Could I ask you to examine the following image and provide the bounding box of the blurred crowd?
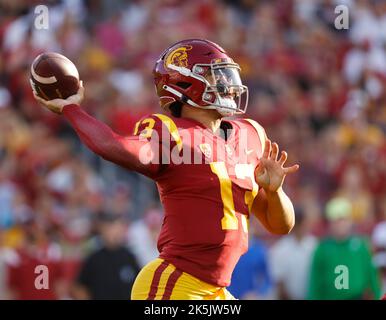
[0,0,385,299]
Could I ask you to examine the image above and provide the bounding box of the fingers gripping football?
[33,81,85,114]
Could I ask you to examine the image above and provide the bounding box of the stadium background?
[0,0,385,299]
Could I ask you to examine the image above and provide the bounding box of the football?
[30,52,80,100]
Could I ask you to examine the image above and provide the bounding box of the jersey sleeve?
[244,119,267,153]
[133,113,183,169]
[239,118,268,158]
[62,104,162,179]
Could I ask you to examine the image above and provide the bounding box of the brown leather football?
[30,52,80,100]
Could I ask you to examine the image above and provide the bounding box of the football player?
[34,39,299,300]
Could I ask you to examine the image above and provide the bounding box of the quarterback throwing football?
[34,39,299,300]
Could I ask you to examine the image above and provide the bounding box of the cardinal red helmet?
[153,39,248,116]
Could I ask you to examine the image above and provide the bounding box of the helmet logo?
[165,45,192,69]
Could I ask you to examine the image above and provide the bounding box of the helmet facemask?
[193,59,249,116]
[163,58,248,117]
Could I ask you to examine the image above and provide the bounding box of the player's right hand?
[33,81,84,114]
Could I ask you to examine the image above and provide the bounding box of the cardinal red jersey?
[133,114,266,287]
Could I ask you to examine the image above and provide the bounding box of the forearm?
[252,187,295,234]
[63,104,113,157]
[266,188,295,233]
[62,104,159,176]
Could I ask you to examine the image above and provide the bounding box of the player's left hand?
[255,140,299,192]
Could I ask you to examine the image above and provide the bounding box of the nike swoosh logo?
[245,149,254,155]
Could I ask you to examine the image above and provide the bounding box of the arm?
[62,104,160,177]
[252,139,298,234]
[252,188,295,235]
[33,84,160,178]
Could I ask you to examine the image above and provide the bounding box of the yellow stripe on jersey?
[244,119,267,154]
[153,114,183,152]
[210,162,238,230]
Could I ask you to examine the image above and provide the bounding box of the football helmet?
[153,39,248,116]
